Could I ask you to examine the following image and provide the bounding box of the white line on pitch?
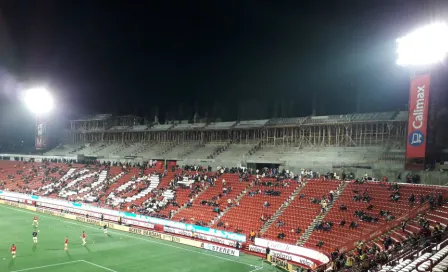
[81,260,118,272]
[10,260,82,272]
[248,267,263,272]
[1,205,263,270]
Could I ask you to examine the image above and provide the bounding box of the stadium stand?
[6,110,448,271]
[0,159,447,271]
[212,176,298,238]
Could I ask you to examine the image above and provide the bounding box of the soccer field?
[0,205,281,272]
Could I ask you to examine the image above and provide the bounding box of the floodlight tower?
[396,22,448,170]
[24,87,54,151]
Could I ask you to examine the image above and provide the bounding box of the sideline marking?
[81,260,118,272]
[249,267,263,272]
[10,260,117,272]
[1,205,263,271]
[10,260,82,272]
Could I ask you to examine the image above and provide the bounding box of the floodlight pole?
[35,113,40,151]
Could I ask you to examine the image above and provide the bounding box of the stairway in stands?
[208,182,252,226]
[172,173,248,224]
[260,182,308,234]
[297,181,348,245]
[210,177,297,237]
[262,179,341,245]
[302,182,440,253]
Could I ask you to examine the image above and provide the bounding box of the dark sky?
[1,0,448,122]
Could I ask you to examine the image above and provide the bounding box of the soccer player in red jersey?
[33,216,38,227]
[81,231,87,246]
[11,244,16,258]
[64,237,69,251]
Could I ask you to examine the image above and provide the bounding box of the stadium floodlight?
[396,22,448,67]
[24,87,54,115]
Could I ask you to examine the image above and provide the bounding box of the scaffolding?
[68,113,407,149]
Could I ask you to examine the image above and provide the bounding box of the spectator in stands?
[391,191,400,202]
[322,221,332,231]
[349,221,358,229]
[277,232,285,240]
[345,254,354,268]
[339,203,347,211]
[434,222,442,232]
[438,193,443,206]
[401,221,407,232]
[250,230,255,242]
[386,214,395,222]
[340,219,346,227]
[320,199,327,212]
[383,236,393,250]
[276,220,285,227]
[408,193,415,205]
[263,201,270,208]
[419,195,425,204]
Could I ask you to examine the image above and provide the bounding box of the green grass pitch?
[0,204,282,272]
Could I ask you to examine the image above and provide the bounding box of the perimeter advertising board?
[254,238,329,264]
[406,74,430,170]
[0,191,245,242]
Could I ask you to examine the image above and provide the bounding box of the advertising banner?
[249,245,315,268]
[195,233,237,247]
[164,226,193,237]
[203,243,240,257]
[164,226,238,247]
[406,74,430,162]
[254,238,329,264]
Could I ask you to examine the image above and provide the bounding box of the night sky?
[1,0,448,124]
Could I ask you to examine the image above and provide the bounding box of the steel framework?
[69,114,407,149]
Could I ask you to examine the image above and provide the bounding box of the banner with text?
[254,238,329,264]
[249,245,315,268]
[203,243,240,257]
[406,74,430,164]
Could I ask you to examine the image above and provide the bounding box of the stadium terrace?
[0,154,447,271]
